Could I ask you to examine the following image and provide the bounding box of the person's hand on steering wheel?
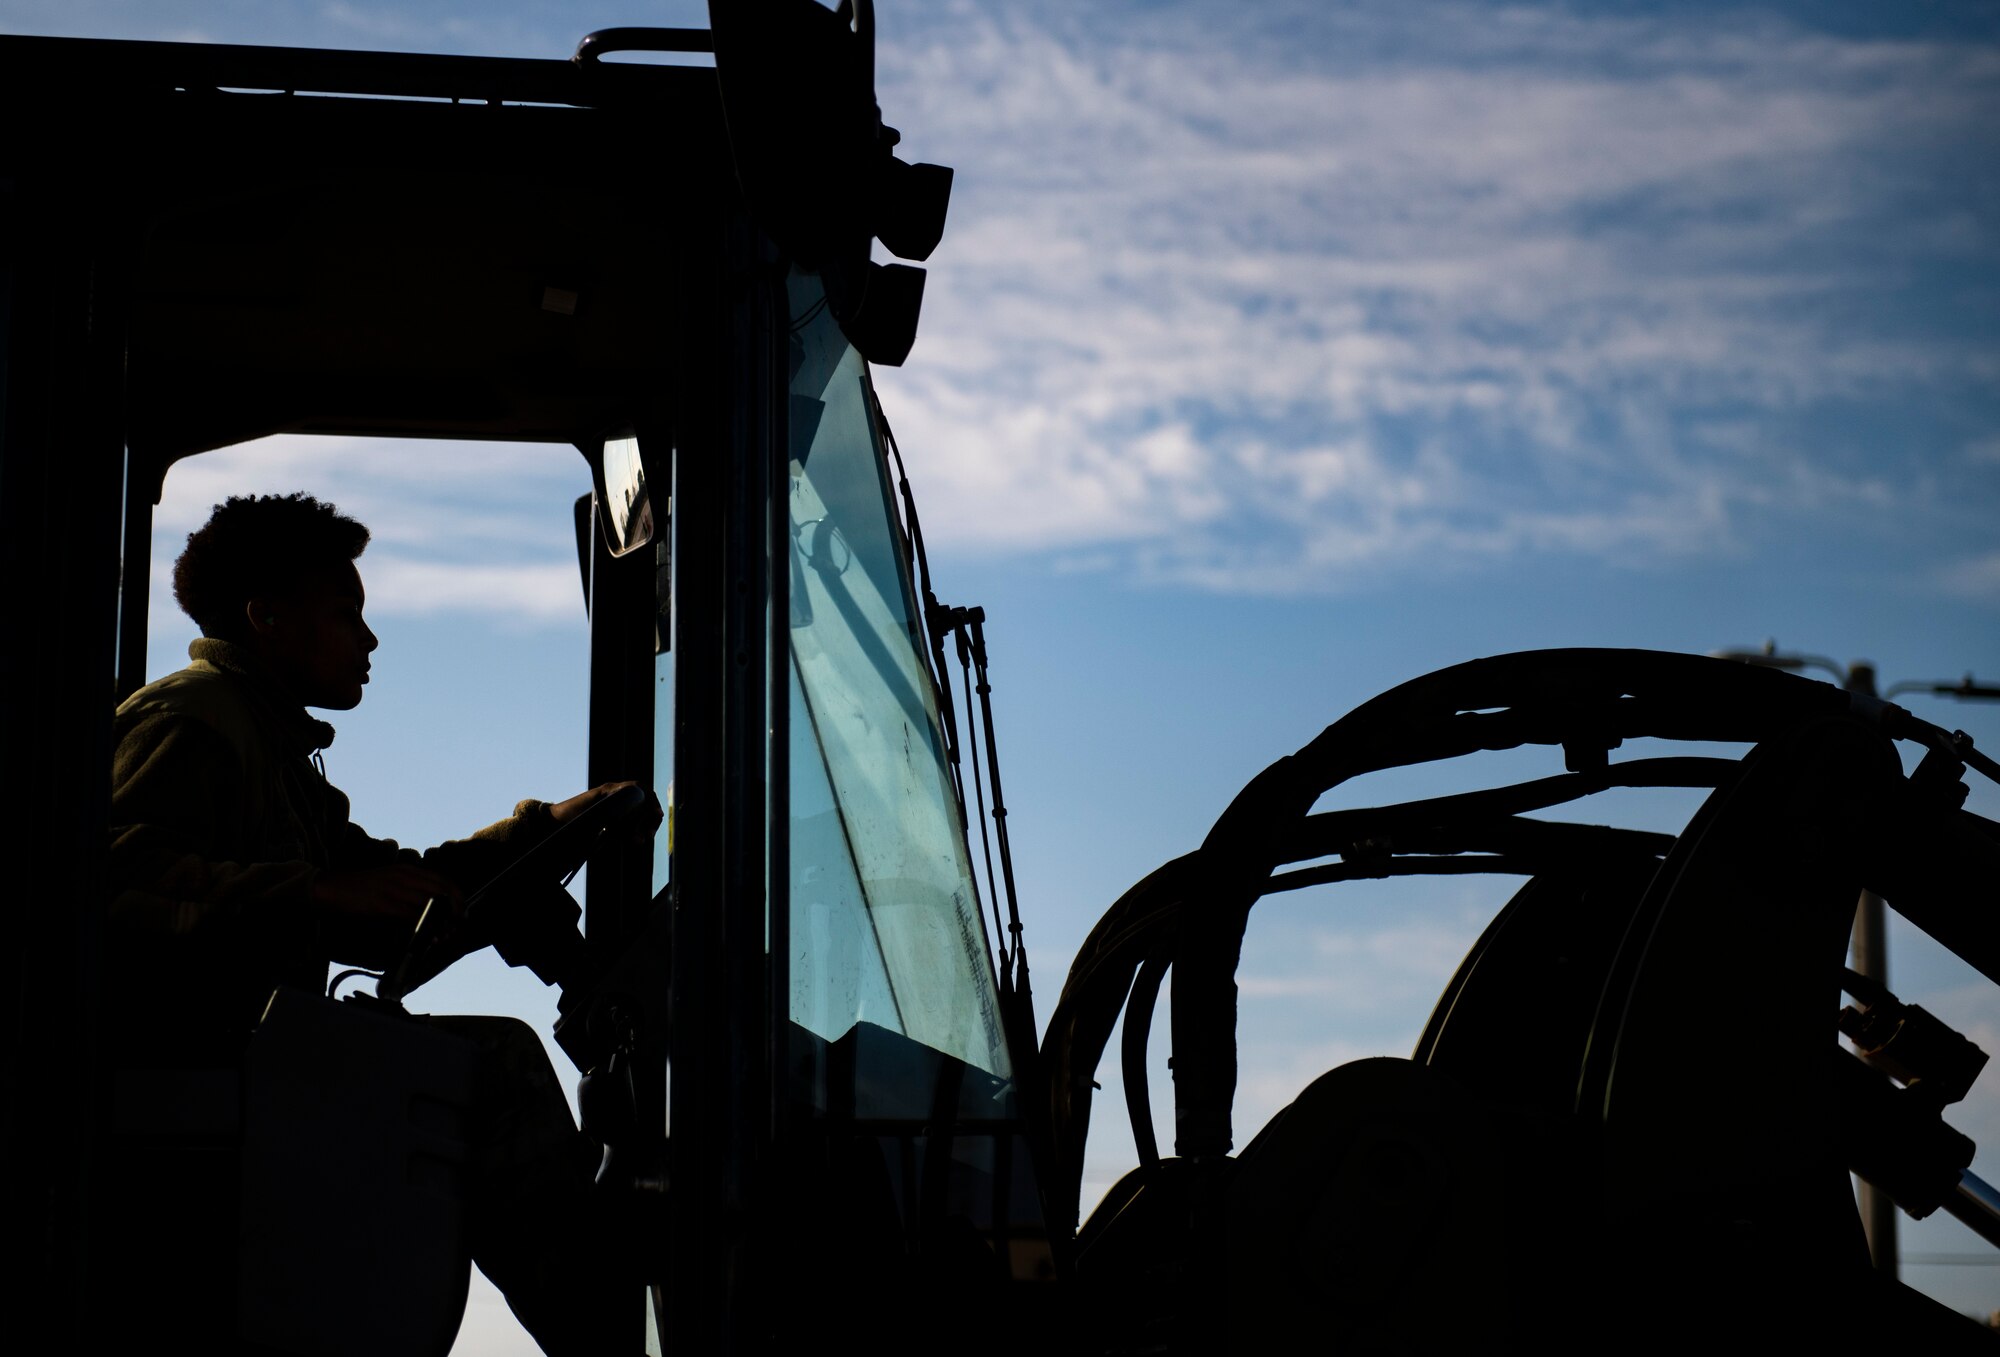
[375,781,661,1004]
[548,780,663,839]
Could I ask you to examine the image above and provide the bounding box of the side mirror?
[586,430,665,558]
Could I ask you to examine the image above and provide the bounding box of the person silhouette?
[107,491,647,1355]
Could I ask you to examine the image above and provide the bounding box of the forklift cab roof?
[10,11,943,478]
[5,31,728,475]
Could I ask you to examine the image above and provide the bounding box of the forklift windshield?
[784,269,1011,1085]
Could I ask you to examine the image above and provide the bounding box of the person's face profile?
[254,560,378,710]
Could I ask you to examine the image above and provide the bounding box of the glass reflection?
[599,435,653,557]
[784,269,1009,1084]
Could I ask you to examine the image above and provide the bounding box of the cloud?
[317,2,477,44]
[150,434,591,629]
[360,557,582,620]
[1232,1036,1393,1143]
[45,1,1998,608]
[1940,551,2000,602]
[1239,915,1479,1009]
[871,1,2000,590]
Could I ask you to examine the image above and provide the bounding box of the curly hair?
[172,493,371,639]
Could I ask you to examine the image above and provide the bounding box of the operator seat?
[103,987,479,1357]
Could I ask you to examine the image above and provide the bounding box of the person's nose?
[362,620,379,654]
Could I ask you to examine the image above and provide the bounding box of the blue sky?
[14,0,1999,1338]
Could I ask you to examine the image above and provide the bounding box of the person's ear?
[245,598,281,638]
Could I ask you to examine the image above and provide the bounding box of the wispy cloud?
[1239,915,1480,1011]
[39,0,2000,611]
[356,558,581,619]
[150,434,590,633]
[874,1,2000,590]
[317,2,478,44]
[1940,550,2000,603]
[1231,1036,1395,1143]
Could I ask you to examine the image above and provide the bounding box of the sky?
[13,0,2000,1343]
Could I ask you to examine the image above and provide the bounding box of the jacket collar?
[188,637,339,755]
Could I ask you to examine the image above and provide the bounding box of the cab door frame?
[0,117,134,1339]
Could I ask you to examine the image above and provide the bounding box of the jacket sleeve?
[398,799,561,889]
[322,798,562,968]
[353,801,565,990]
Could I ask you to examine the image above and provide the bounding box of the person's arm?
[354,783,656,991]
[400,781,658,895]
[109,710,455,971]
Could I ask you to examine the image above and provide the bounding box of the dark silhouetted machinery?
[1046,649,2000,1351]
[3,5,1996,1352]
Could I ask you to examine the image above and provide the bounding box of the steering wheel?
[376,785,655,1005]
[467,784,652,909]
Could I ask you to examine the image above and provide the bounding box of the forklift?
[3,5,1051,1352]
[4,4,1998,1352]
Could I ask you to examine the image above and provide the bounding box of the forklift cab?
[1,10,1050,1353]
